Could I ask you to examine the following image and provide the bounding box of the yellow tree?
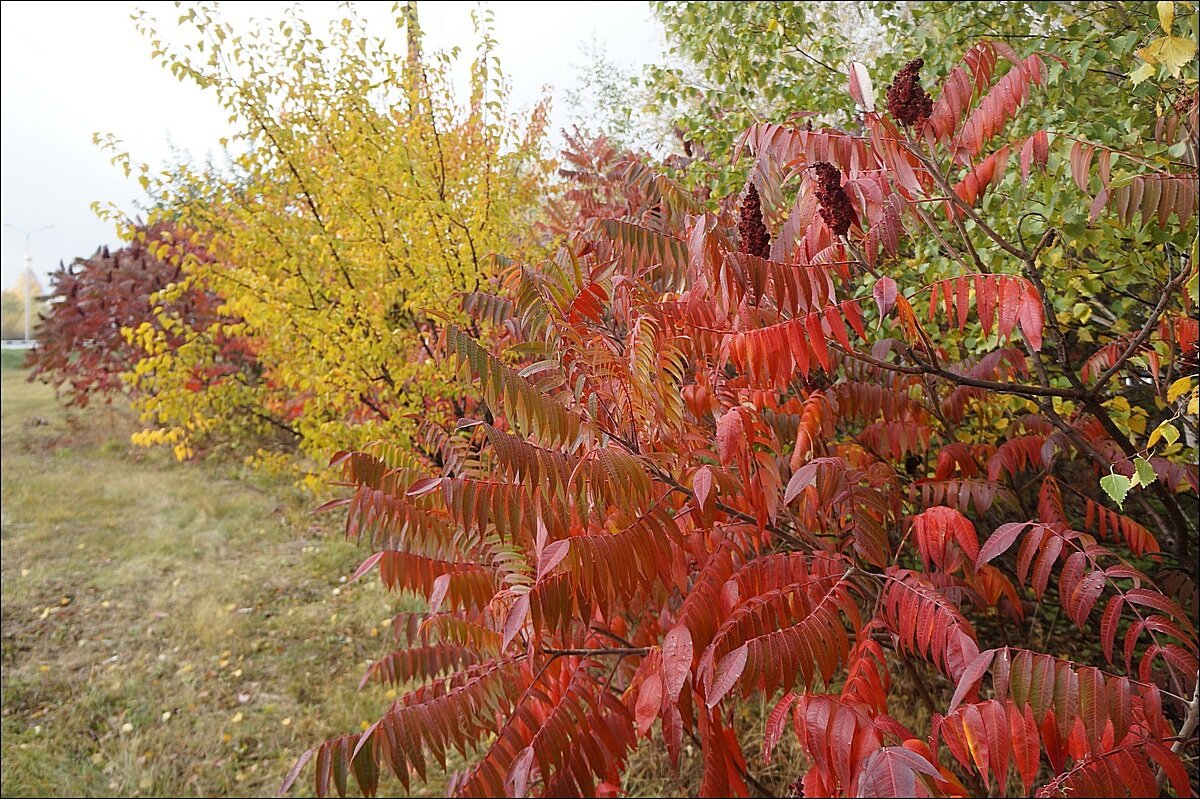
[106,2,551,472]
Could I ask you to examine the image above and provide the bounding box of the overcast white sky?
[0,1,664,289]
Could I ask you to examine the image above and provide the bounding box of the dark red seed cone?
[887,58,933,127]
[738,183,771,259]
[813,162,855,237]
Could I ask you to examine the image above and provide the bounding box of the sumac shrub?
[285,39,1199,798]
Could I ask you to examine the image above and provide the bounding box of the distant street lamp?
[4,222,54,343]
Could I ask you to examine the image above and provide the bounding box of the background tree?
[1,270,46,341]
[25,222,263,450]
[641,2,1196,193]
[108,2,552,470]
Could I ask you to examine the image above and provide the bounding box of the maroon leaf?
[873,276,899,318]
[706,644,748,707]
[502,592,530,651]
[976,522,1030,568]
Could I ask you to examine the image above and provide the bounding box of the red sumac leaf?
[428,573,451,615]
[716,409,744,467]
[873,276,899,318]
[949,648,996,713]
[508,746,536,797]
[349,551,384,583]
[784,460,819,504]
[763,692,797,764]
[706,644,748,708]
[976,522,1030,568]
[406,476,444,497]
[857,746,940,797]
[537,540,570,583]
[693,466,715,516]
[1146,742,1192,797]
[280,746,317,797]
[502,592,530,651]
[1068,571,1105,628]
[1009,702,1039,793]
[663,625,694,702]
[1018,285,1044,352]
[635,674,663,737]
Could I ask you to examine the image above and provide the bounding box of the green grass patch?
[0,348,30,372]
[0,365,435,797]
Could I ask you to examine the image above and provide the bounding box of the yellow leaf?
[1149,421,1181,448]
[1167,376,1195,403]
[1158,1,1175,33]
[1129,61,1157,85]
[1138,35,1198,78]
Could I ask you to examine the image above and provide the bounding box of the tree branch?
[1088,263,1190,394]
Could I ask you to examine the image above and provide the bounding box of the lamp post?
[4,223,53,343]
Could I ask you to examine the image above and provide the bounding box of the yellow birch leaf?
[1167,376,1195,403]
[1137,35,1198,78]
[1158,1,1175,33]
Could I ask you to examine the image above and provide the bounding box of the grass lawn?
[0,354,427,797]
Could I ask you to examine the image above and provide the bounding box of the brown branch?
[1088,264,1190,393]
[542,646,650,657]
[836,343,1088,400]
[909,147,1029,261]
[1172,675,1200,754]
[657,470,812,551]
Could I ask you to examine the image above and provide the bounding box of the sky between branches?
[0,1,665,289]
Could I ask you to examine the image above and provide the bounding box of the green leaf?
[1100,473,1132,509]
[1133,457,1157,488]
[1128,61,1157,85]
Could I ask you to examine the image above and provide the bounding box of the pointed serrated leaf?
[976,522,1029,568]
[1010,702,1039,793]
[663,625,693,702]
[873,276,899,318]
[848,61,875,112]
[349,551,384,583]
[706,644,748,708]
[1133,457,1156,488]
[949,649,996,713]
[508,745,536,797]
[635,674,663,736]
[1100,473,1131,508]
[763,692,797,764]
[406,476,443,497]
[693,466,714,514]
[857,746,940,797]
[279,747,317,797]
[784,460,819,504]
[427,573,450,615]
[502,592,530,651]
[537,539,569,583]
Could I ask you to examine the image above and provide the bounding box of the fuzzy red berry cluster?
[737,183,772,258]
[813,162,855,237]
[886,58,933,127]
